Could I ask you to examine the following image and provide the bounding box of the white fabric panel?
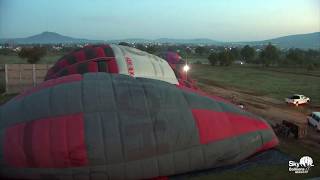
[110,45,178,85]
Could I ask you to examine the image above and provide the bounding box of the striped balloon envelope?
[0,45,278,179]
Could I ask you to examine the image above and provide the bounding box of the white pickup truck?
[285,94,310,106]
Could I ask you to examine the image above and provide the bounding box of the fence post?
[33,64,36,87]
[19,64,22,92]
[5,64,8,93]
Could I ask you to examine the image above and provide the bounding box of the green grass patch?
[190,65,320,105]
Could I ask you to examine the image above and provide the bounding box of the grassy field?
[188,57,209,64]
[190,64,320,105]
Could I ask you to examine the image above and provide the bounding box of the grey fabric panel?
[57,175,74,180]
[85,111,124,165]
[172,150,190,175]
[125,160,142,179]
[259,128,276,145]
[84,112,107,165]
[72,168,90,180]
[82,73,199,165]
[106,163,125,180]
[0,98,24,129]
[100,112,124,164]
[50,82,83,116]
[140,78,199,152]
[203,131,264,168]
[141,158,159,178]
[157,152,175,176]
[89,171,109,180]
[187,146,206,171]
[82,73,116,113]
[21,88,51,122]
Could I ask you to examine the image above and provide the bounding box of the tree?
[218,50,234,66]
[135,44,147,51]
[18,46,47,64]
[286,48,305,65]
[208,52,219,66]
[230,47,240,60]
[118,42,130,47]
[259,44,279,66]
[305,49,320,67]
[240,45,256,62]
[195,46,205,56]
[146,45,158,54]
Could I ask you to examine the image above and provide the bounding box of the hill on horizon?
[0,31,104,44]
[240,32,320,49]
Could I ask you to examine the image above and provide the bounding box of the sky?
[0,0,319,41]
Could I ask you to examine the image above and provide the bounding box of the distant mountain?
[107,38,223,45]
[1,31,319,49]
[239,32,320,49]
[105,33,320,49]
[0,31,104,44]
[155,38,223,45]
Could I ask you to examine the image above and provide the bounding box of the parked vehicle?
[307,112,320,131]
[285,94,310,106]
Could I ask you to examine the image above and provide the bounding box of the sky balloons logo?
[289,156,314,174]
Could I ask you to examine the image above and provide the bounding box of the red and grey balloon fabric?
[45,44,178,85]
[0,45,278,179]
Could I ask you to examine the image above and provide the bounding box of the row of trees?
[2,43,319,68]
[208,44,320,69]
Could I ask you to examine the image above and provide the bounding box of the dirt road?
[196,80,320,149]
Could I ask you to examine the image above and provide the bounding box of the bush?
[18,46,47,63]
[208,52,219,66]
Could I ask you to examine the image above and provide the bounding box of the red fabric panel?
[3,113,88,168]
[108,58,119,73]
[46,69,53,78]
[66,114,88,166]
[66,65,77,74]
[50,115,70,167]
[95,47,105,58]
[4,123,28,167]
[74,51,86,63]
[87,62,98,72]
[31,119,52,167]
[125,56,135,76]
[15,74,82,100]
[192,109,270,144]
[57,59,69,68]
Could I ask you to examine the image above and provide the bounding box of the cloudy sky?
[0,0,319,41]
